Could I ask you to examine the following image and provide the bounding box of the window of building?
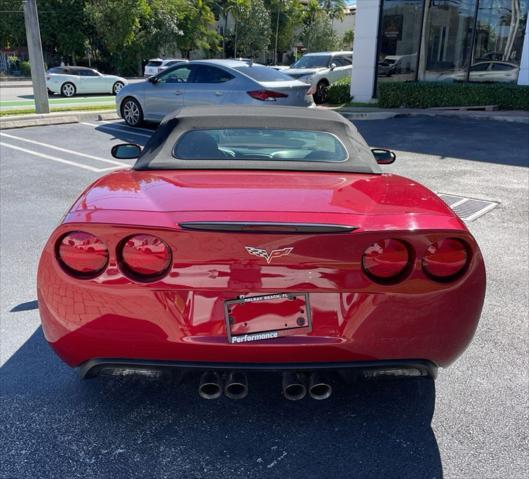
[422,0,478,81]
[471,0,527,83]
[377,0,424,85]
[375,0,528,89]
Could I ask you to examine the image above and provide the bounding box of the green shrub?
[378,81,529,110]
[19,61,31,76]
[326,78,351,104]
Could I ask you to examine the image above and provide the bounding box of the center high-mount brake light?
[422,238,469,281]
[362,239,410,283]
[57,231,108,278]
[247,90,288,101]
[119,234,172,280]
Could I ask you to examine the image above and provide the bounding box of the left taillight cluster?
[362,237,470,284]
[56,232,171,281]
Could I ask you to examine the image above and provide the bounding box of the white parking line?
[449,198,469,208]
[99,120,155,134]
[0,132,125,166]
[81,122,152,138]
[0,142,125,172]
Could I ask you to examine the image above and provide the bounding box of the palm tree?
[320,0,346,22]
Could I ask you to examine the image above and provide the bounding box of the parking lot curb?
[337,107,529,124]
[339,111,399,121]
[0,110,117,129]
[97,112,120,121]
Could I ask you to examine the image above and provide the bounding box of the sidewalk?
[336,106,529,124]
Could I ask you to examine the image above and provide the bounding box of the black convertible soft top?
[134,105,382,174]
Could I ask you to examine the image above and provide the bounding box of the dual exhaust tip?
[199,371,248,400]
[282,372,333,401]
[198,371,332,401]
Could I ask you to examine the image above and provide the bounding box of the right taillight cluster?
[247,90,288,101]
[56,232,172,282]
[421,238,469,281]
[362,237,469,284]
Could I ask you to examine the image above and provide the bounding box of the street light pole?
[23,0,49,114]
[274,0,281,65]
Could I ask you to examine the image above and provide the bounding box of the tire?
[313,80,329,104]
[61,82,76,97]
[121,97,144,127]
[112,81,124,95]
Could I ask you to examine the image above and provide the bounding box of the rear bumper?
[38,225,486,371]
[79,358,438,379]
[46,82,61,94]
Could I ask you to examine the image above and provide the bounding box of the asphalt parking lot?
[1,116,528,478]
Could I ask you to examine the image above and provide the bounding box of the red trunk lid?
[67,170,463,232]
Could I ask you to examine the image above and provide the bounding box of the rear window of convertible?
[172,128,348,162]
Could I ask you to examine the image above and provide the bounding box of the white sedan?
[283,51,353,103]
[46,66,127,97]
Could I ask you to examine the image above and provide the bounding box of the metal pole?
[23,0,49,113]
[466,0,481,83]
[274,1,281,64]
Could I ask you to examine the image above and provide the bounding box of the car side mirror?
[330,62,337,70]
[371,148,396,165]
[148,76,159,84]
[111,143,142,159]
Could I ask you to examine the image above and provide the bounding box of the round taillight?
[422,238,469,281]
[120,234,171,280]
[362,239,410,283]
[57,231,108,277]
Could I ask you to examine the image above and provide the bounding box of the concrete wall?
[333,11,356,40]
[350,0,381,102]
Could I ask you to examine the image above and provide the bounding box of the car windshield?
[172,128,347,162]
[291,55,331,69]
[234,66,293,82]
[147,60,163,67]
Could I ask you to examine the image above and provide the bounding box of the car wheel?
[313,80,329,104]
[121,97,144,127]
[113,81,124,95]
[61,82,76,97]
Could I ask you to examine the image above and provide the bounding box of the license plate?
[224,293,312,344]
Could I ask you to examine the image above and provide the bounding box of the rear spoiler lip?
[178,222,359,234]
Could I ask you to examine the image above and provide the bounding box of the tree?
[212,0,250,56]
[0,0,26,50]
[302,1,338,52]
[38,0,89,65]
[176,0,220,59]
[230,0,271,58]
[85,0,207,73]
[266,0,304,64]
[319,0,346,22]
[142,0,187,58]
[85,0,152,74]
[342,28,354,50]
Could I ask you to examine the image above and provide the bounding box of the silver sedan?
[116,60,314,127]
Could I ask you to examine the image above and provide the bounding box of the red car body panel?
[37,169,486,371]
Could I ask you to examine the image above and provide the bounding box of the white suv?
[284,51,353,103]
[144,58,187,77]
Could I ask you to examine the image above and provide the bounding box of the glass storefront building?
[350,0,529,100]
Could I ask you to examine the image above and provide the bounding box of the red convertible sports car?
[37,106,486,400]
